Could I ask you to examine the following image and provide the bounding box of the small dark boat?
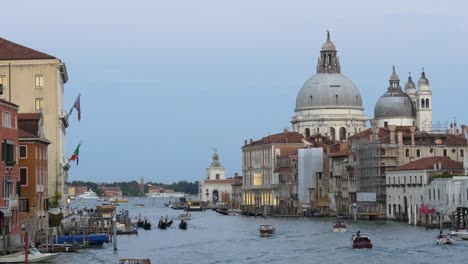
[352,234,372,249]
[142,222,151,230]
[137,220,144,228]
[158,221,167,230]
[166,220,173,227]
[215,208,229,215]
[259,225,275,237]
[117,229,138,235]
[179,221,188,230]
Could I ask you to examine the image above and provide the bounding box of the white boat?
[149,192,186,198]
[435,235,456,245]
[0,247,59,263]
[454,230,468,240]
[178,212,191,221]
[78,189,99,199]
[332,222,347,232]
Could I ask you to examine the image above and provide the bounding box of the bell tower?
[416,69,432,132]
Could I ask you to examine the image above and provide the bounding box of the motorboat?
[351,234,372,249]
[109,197,128,203]
[78,189,99,199]
[178,212,191,221]
[332,222,347,232]
[38,243,76,253]
[119,258,151,264]
[259,225,275,237]
[435,234,456,245]
[135,203,145,208]
[149,192,186,198]
[453,230,468,240]
[0,247,59,263]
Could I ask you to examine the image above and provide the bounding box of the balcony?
[6,198,18,210]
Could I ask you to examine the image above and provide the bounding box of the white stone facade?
[292,108,368,141]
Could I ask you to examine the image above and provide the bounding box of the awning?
[0,208,12,217]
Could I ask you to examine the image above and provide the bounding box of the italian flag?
[70,144,80,165]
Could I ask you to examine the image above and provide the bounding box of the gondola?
[179,221,188,230]
[158,221,167,230]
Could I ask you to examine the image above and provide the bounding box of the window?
[35,74,44,87]
[339,127,346,141]
[421,99,425,108]
[429,189,431,200]
[426,99,430,109]
[215,174,220,180]
[19,146,27,159]
[2,112,11,128]
[305,128,310,137]
[0,75,6,93]
[437,189,440,200]
[317,172,323,180]
[319,187,323,199]
[461,150,464,158]
[443,149,447,157]
[35,98,44,111]
[20,168,27,185]
[420,176,422,184]
[253,173,262,186]
[452,149,456,153]
[2,180,13,198]
[384,121,388,128]
[405,149,409,157]
[19,198,29,213]
[2,140,15,164]
[416,149,421,157]
[329,127,335,140]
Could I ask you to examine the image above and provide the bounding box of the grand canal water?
[48,198,467,264]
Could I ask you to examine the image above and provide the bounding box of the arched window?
[461,150,464,158]
[426,98,430,109]
[319,187,323,199]
[317,128,320,133]
[339,127,346,141]
[416,149,421,157]
[421,99,425,108]
[305,128,310,137]
[330,127,335,140]
[405,149,409,157]
[381,148,386,156]
[335,94,338,104]
[443,149,447,157]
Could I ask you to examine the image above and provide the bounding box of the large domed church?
[291,32,368,141]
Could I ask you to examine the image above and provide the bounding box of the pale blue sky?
[2,1,468,183]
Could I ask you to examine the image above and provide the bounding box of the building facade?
[0,38,69,208]
[242,131,305,213]
[18,113,50,237]
[0,99,20,246]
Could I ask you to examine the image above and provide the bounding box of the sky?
[2,0,468,184]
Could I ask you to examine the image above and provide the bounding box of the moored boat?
[78,189,99,199]
[351,233,372,249]
[57,233,109,245]
[259,225,275,237]
[38,243,76,253]
[332,222,347,232]
[0,247,59,263]
[454,230,468,240]
[119,258,151,264]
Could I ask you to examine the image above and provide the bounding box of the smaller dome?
[404,75,416,90]
[321,30,336,51]
[374,89,416,119]
[418,70,429,86]
[389,65,399,82]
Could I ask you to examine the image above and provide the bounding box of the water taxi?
[119,258,151,264]
[332,222,347,232]
[0,247,59,263]
[351,233,372,249]
[259,225,275,237]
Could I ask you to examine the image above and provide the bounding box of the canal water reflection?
[50,198,467,264]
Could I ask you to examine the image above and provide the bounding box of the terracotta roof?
[329,149,349,157]
[0,98,19,108]
[245,132,303,147]
[0,38,56,60]
[388,156,463,171]
[18,129,37,139]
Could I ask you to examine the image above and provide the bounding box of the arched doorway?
[212,190,219,204]
[330,127,335,141]
[305,128,310,137]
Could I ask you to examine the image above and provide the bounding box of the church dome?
[374,67,416,119]
[295,31,363,110]
[295,73,363,110]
